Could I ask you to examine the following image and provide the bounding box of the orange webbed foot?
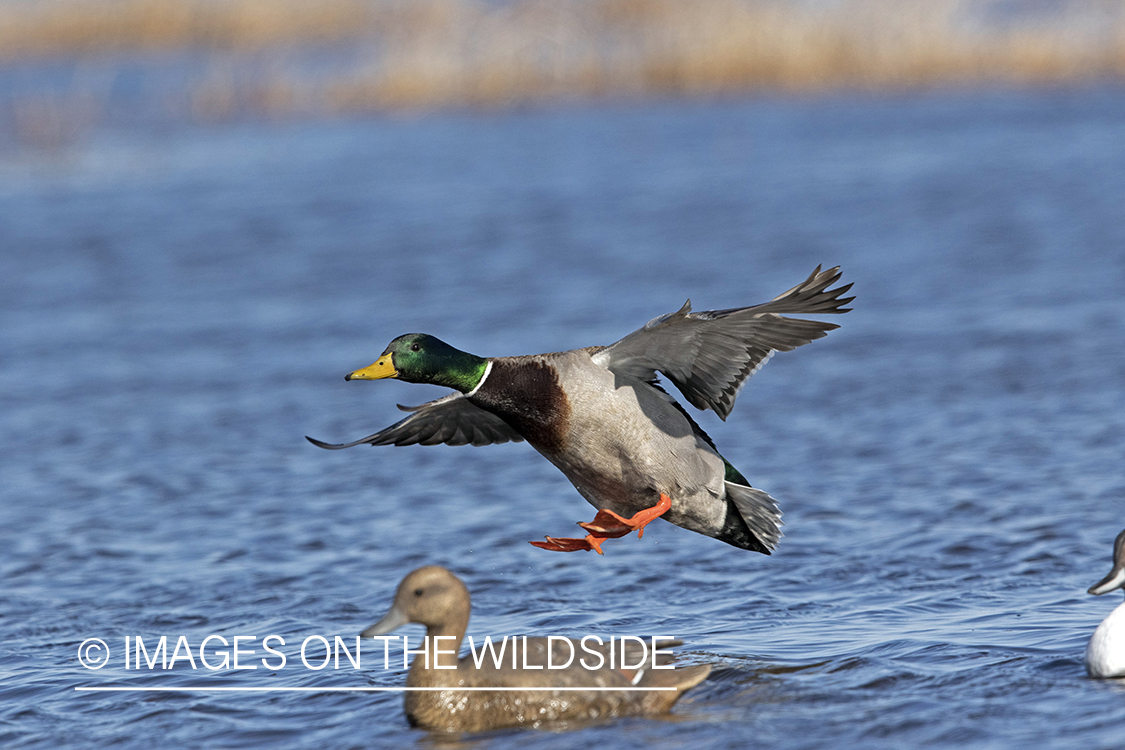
[576,509,635,538]
[582,493,671,539]
[529,535,606,554]
[530,493,673,554]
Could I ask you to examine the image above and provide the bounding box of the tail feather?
[637,663,712,712]
[639,663,712,690]
[726,482,783,552]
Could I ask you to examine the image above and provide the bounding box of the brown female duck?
[362,566,710,732]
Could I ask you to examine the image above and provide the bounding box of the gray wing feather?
[306,393,524,449]
[592,265,853,420]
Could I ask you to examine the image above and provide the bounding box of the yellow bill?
[345,356,396,380]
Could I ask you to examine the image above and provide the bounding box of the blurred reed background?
[2,0,1124,150]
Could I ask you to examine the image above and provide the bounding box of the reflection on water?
[2,87,1125,748]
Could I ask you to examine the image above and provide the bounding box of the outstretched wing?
[306,393,524,449]
[591,265,853,420]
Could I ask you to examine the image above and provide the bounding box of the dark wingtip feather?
[306,435,345,450]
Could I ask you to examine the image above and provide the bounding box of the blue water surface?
[2,87,1125,749]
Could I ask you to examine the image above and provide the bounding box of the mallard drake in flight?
[308,265,853,554]
[362,566,711,732]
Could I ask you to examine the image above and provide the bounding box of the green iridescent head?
[345,334,487,393]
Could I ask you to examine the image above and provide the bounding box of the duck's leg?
[529,494,672,554]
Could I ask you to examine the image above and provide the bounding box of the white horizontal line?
[74,686,677,693]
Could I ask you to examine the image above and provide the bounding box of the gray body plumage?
[470,349,752,546]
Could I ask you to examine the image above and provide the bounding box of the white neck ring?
[465,360,492,398]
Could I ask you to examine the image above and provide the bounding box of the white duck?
[1086,528,1125,678]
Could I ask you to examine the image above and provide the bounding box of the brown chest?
[468,359,571,452]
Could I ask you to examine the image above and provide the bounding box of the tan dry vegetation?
[317,0,1125,110]
[0,0,380,59]
[3,0,1125,126]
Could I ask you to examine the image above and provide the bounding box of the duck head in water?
[362,566,470,669]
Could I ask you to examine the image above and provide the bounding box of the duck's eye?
[413,588,424,597]
[411,344,421,352]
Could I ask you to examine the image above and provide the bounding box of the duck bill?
[1089,566,1125,593]
[361,604,410,637]
[1089,566,1125,596]
[346,356,396,381]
